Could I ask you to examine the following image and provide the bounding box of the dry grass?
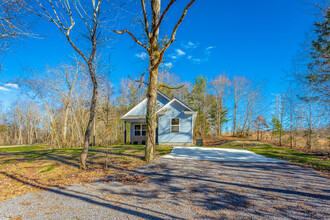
[202,136,330,177]
[0,145,172,202]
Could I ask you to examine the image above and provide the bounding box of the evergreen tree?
[306,8,330,99]
[189,75,210,137]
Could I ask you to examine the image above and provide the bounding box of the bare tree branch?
[113,29,149,51]
[140,0,150,38]
[128,75,148,87]
[153,0,176,34]
[158,83,184,90]
[162,0,195,53]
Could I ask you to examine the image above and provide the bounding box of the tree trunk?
[219,101,222,136]
[232,102,237,136]
[307,128,312,150]
[80,64,98,169]
[144,0,161,162]
[145,55,159,162]
[290,113,293,148]
[63,105,69,147]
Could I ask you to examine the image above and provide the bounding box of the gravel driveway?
[0,157,329,219]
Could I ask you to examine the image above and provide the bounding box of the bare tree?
[158,70,191,102]
[210,74,230,136]
[232,76,247,136]
[286,86,298,148]
[279,93,287,146]
[21,0,118,168]
[114,0,196,162]
[300,85,326,150]
[272,93,287,146]
[240,80,263,136]
[0,0,31,69]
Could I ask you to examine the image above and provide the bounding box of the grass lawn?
[0,145,172,202]
[203,140,330,175]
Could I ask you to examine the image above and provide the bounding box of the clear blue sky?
[0,0,315,108]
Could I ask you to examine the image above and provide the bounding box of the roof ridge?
[157,90,171,101]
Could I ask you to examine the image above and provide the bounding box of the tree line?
[1,66,328,152]
[0,0,329,169]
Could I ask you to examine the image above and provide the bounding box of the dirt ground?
[0,145,171,201]
[0,157,329,219]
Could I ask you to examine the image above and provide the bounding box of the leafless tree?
[158,70,191,102]
[285,86,298,148]
[210,74,230,136]
[232,76,247,136]
[22,0,119,168]
[240,80,264,136]
[0,0,31,70]
[299,85,326,149]
[114,0,196,162]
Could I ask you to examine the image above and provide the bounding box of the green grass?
[114,149,125,154]
[0,145,44,152]
[203,141,330,172]
[0,144,172,160]
[40,165,55,173]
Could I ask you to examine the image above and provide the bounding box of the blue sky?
[0,0,315,108]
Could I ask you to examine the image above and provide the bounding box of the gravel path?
[0,158,329,219]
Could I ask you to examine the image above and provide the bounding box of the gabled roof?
[156,98,195,113]
[121,91,171,120]
[121,98,147,119]
[121,91,195,120]
[157,90,171,101]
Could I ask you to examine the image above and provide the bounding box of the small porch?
[123,118,158,145]
[130,123,147,145]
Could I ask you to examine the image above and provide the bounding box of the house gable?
[157,98,195,114]
[121,91,171,119]
[158,100,194,144]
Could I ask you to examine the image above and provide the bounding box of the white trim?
[121,98,147,119]
[157,98,195,114]
[133,123,147,136]
[170,118,180,133]
[121,91,171,120]
[184,111,194,115]
[174,98,194,112]
[157,90,171,101]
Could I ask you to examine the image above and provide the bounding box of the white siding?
[158,101,193,144]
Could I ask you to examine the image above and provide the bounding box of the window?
[134,125,141,136]
[142,125,147,136]
[134,124,147,136]
[171,118,180,133]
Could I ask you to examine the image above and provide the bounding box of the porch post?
[124,121,127,145]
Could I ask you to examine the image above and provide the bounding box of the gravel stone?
[0,157,329,219]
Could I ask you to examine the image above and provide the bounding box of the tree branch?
[154,0,176,34]
[128,75,149,87]
[158,83,185,90]
[162,0,195,53]
[140,0,150,38]
[113,29,149,51]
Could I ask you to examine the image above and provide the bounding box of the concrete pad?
[163,147,286,163]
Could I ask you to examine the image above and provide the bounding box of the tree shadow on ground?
[0,171,182,220]
[1,158,330,219]
[0,147,147,170]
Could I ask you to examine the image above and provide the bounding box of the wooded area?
[0,67,328,153]
[0,0,329,165]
